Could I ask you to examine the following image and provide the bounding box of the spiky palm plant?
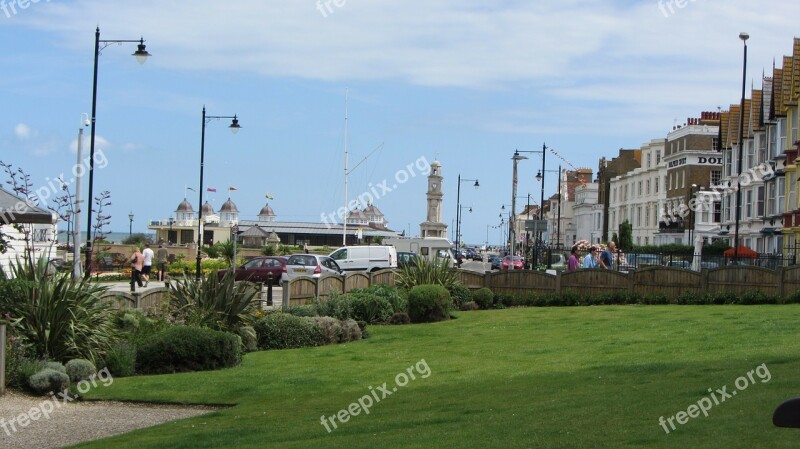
[395,257,459,291]
[0,258,117,364]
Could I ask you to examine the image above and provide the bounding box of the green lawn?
[77,306,800,448]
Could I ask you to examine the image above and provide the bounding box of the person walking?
[600,241,616,270]
[141,243,155,287]
[156,243,169,282]
[567,246,580,272]
[583,246,599,269]
[130,247,144,292]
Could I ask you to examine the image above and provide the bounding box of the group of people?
[130,243,170,291]
[566,241,623,271]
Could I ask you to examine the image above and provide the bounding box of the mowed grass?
[75,306,800,448]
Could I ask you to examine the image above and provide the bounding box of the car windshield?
[288,255,317,266]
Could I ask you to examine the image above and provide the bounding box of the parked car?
[626,254,662,269]
[283,254,343,280]
[488,254,502,270]
[328,245,397,272]
[397,251,420,269]
[464,248,479,260]
[217,256,286,284]
[700,261,720,269]
[665,260,691,269]
[501,256,524,270]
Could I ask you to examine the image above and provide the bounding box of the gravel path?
[0,390,216,448]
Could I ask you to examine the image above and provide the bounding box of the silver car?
[283,254,343,280]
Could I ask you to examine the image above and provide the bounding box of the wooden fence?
[281,266,800,306]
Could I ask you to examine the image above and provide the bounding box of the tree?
[122,233,153,246]
[618,220,633,251]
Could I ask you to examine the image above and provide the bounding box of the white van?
[328,245,398,272]
[383,237,456,268]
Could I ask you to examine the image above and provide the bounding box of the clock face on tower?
[432,183,438,189]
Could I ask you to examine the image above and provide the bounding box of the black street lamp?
[733,32,749,263]
[537,166,562,248]
[168,215,175,244]
[84,27,151,278]
[128,212,134,236]
[196,106,241,280]
[455,175,479,251]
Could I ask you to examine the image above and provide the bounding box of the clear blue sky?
[1,0,798,245]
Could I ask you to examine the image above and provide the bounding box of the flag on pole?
[265,194,274,200]
[228,187,237,191]
[207,187,217,192]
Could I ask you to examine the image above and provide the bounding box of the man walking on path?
[600,241,616,270]
[142,244,155,287]
[156,243,169,282]
[130,247,144,292]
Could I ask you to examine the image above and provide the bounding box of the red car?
[501,256,524,270]
[218,256,287,284]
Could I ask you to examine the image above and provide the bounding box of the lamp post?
[536,166,561,247]
[128,212,133,236]
[510,151,528,269]
[733,32,749,264]
[84,27,151,278]
[196,106,241,281]
[455,175,479,251]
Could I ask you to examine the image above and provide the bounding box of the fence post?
[777,267,785,299]
[267,274,273,307]
[281,280,290,311]
[555,270,562,296]
[1,321,6,396]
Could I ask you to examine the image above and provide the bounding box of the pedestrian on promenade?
[130,247,144,292]
[600,241,616,270]
[583,246,599,269]
[141,243,155,287]
[567,246,580,272]
[156,243,169,282]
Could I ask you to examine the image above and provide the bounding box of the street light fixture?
[455,175,479,252]
[537,166,562,248]
[733,32,749,263]
[196,106,241,280]
[84,27,151,278]
[128,212,134,236]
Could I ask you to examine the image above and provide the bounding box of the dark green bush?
[254,313,322,350]
[472,288,494,310]
[43,361,66,373]
[103,342,137,377]
[388,312,411,325]
[65,359,96,383]
[356,320,369,339]
[407,285,451,323]
[450,285,471,309]
[28,368,70,394]
[136,326,243,374]
[460,301,480,311]
[286,305,317,317]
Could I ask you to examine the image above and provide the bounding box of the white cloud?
[14,123,33,139]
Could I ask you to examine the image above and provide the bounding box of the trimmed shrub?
[472,288,494,310]
[450,285,471,309]
[43,361,66,373]
[407,285,451,323]
[254,313,322,350]
[313,316,343,345]
[103,342,137,377]
[10,357,42,390]
[350,293,393,324]
[65,359,96,383]
[29,368,70,394]
[136,326,243,374]
[460,301,480,311]
[287,305,317,317]
[389,312,411,325]
[341,319,363,342]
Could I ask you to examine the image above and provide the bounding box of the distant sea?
[58,231,155,244]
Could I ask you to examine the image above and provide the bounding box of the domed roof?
[431,160,441,167]
[201,201,215,216]
[259,203,275,216]
[176,198,194,213]
[220,199,239,213]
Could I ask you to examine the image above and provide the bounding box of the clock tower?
[420,160,448,238]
